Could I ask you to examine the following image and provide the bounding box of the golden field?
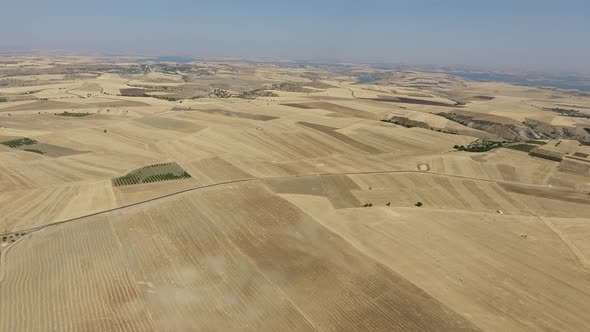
[0,56,589,331]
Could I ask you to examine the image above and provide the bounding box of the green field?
[113,162,192,187]
[529,149,563,162]
[504,143,538,153]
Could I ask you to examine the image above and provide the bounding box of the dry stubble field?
[0,57,590,331]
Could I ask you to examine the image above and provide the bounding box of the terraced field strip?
[565,155,590,163]
[174,107,279,121]
[0,99,149,113]
[282,102,379,120]
[558,159,590,175]
[369,96,457,107]
[112,162,191,187]
[297,121,383,154]
[500,182,590,205]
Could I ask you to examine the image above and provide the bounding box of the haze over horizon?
[1,0,590,72]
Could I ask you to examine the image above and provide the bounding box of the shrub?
[415,202,423,207]
[23,149,45,155]
[56,111,92,117]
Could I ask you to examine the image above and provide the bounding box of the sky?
[1,0,590,71]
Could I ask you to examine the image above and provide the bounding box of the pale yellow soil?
[0,57,589,331]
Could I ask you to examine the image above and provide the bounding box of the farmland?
[0,136,85,157]
[0,56,590,331]
[112,162,192,186]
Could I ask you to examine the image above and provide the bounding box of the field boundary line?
[0,168,586,282]
[8,169,572,235]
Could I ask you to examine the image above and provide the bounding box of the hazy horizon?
[2,0,590,72]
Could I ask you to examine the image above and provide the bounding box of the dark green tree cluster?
[56,111,92,117]
[454,141,505,152]
[1,137,37,148]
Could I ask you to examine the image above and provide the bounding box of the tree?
[415,202,423,207]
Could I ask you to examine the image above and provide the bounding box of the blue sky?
[2,0,589,71]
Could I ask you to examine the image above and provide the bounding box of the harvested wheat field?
[1,56,590,331]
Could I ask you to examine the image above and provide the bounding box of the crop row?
[143,172,191,183]
[113,163,192,187]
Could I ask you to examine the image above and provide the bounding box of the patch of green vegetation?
[56,111,92,117]
[433,128,458,135]
[269,82,313,93]
[547,108,590,119]
[212,88,232,98]
[381,119,416,128]
[236,89,279,100]
[529,149,563,162]
[383,116,458,135]
[1,137,37,148]
[152,95,178,101]
[504,143,537,153]
[525,140,546,145]
[113,162,192,187]
[0,231,26,244]
[454,140,505,152]
[381,117,432,130]
[23,149,45,155]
